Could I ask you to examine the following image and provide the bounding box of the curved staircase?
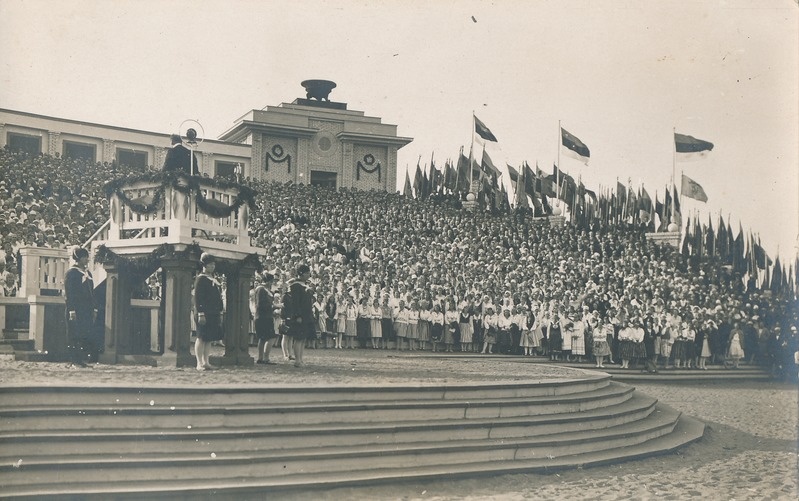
[0,371,704,499]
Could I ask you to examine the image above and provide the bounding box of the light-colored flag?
[681,173,708,202]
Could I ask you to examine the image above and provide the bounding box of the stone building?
[219,80,412,190]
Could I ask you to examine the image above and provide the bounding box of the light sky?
[1,0,797,262]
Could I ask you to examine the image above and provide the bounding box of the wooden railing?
[106,178,251,252]
[18,247,69,297]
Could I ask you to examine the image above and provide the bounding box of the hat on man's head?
[200,252,216,265]
[296,264,310,276]
[261,271,274,282]
[72,247,89,261]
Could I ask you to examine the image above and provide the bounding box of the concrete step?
[0,383,634,432]
[10,350,51,362]
[0,412,704,500]
[0,402,681,487]
[0,374,610,407]
[0,338,34,351]
[0,392,658,458]
[1,328,29,340]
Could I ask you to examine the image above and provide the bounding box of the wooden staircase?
[0,374,705,499]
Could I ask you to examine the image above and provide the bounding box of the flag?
[754,240,772,269]
[507,164,519,184]
[455,149,470,193]
[681,174,708,202]
[561,127,590,164]
[706,214,715,256]
[514,164,529,210]
[481,149,501,180]
[681,217,691,257]
[539,174,557,198]
[403,169,412,196]
[672,184,682,226]
[732,223,746,273]
[444,160,457,192]
[421,166,430,199]
[771,256,783,294]
[474,115,498,142]
[413,161,423,198]
[675,132,714,161]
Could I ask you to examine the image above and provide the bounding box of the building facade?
[0,109,251,178]
[1,82,412,190]
[219,82,412,190]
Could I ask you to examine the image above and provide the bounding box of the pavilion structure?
[94,173,264,367]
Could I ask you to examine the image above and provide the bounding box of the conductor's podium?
[96,174,264,367]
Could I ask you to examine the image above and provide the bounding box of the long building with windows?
[0,81,412,189]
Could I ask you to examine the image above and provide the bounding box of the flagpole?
[469,113,476,195]
[672,127,678,225]
[556,120,561,209]
[679,169,684,221]
[455,146,462,195]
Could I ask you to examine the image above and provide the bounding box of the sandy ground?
[1,348,797,500]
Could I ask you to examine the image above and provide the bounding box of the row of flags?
[680,213,796,296]
[475,115,714,165]
[404,115,713,212]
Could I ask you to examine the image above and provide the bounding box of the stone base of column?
[211,353,254,367]
[99,351,118,365]
[159,352,197,368]
[115,354,159,366]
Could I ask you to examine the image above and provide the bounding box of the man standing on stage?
[162,134,198,175]
[64,247,97,368]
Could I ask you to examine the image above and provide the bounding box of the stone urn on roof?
[301,79,337,101]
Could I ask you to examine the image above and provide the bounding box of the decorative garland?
[356,153,381,181]
[94,242,203,279]
[214,252,263,277]
[103,172,257,219]
[94,242,261,278]
[265,144,292,174]
[113,187,164,215]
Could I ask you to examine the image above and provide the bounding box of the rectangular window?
[310,170,337,189]
[63,141,96,163]
[116,148,148,170]
[6,132,42,156]
[215,161,239,179]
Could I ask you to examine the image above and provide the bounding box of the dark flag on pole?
[675,132,714,161]
[403,169,413,196]
[474,115,498,142]
[413,161,423,198]
[561,127,590,164]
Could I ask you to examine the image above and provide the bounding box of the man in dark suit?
[162,134,198,175]
[285,264,314,367]
[64,247,97,367]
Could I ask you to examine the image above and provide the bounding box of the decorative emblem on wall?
[311,130,337,157]
[356,153,381,181]
[265,144,292,173]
